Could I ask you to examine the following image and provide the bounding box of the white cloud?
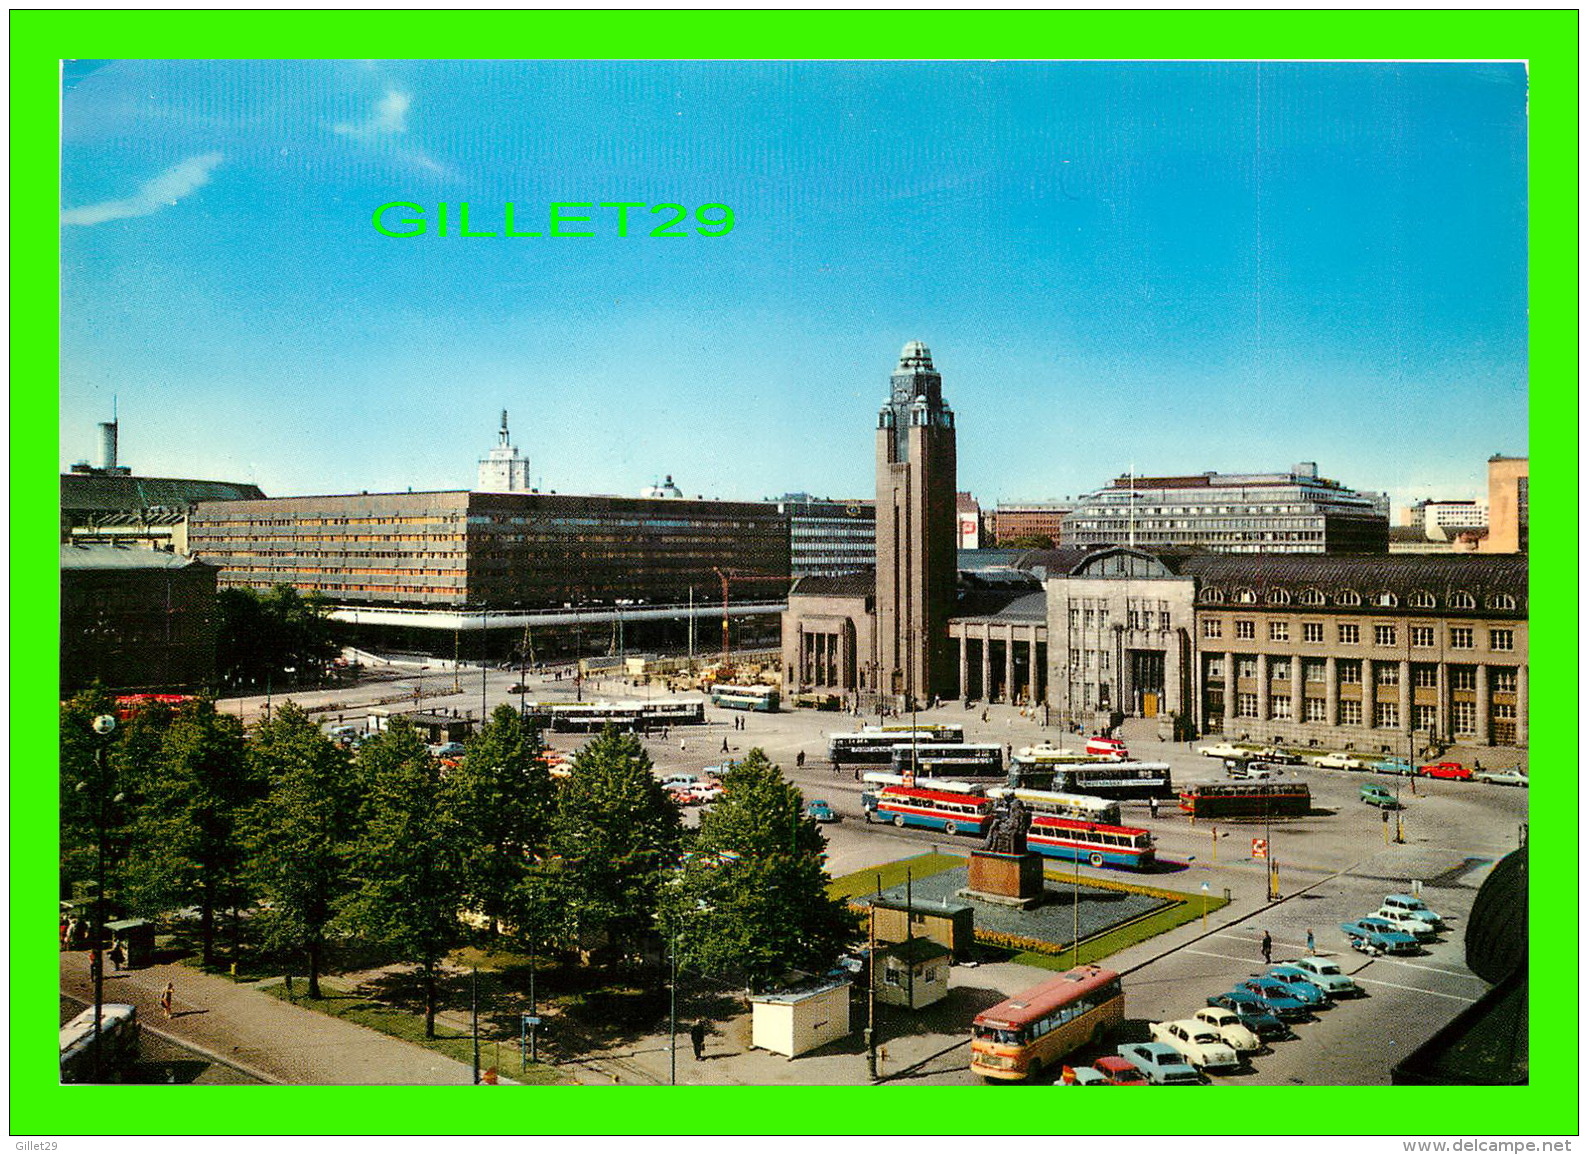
[61,152,225,227]
[334,88,411,139]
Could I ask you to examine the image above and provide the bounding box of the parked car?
[1472,767,1528,787]
[1227,760,1281,780]
[1418,761,1472,780]
[1204,993,1291,1042]
[1265,966,1334,1009]
[661,772,700,789]
[1293,957,1364,998]
[1115,1042,1202,1085]
[1149,1019,1241,1071]
[1198,742,1249,760]
[1381,893,1446,928]
[1340,918,1419,956]
[427,741,466,760]
[1092,1055,1150,1085]
[1253,746,1303,765]
[1239,978,1311,1019]
[1372,907,1440,940]
[1360,783,1400,809]
[1372,757,1415,776]
[689,783,723,803]
[1086,736,1129,760]
[1064,1066,1109,1086]
[804,799,839,823]
[1193,1006,1262,1053]
[1311,751,1372,771]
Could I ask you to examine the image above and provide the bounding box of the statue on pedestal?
[982,796,1030,856]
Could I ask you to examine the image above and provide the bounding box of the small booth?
[875,938,953,1010]
[867,896,975,959]
[750,978,851,1059]
[105,918,156,968]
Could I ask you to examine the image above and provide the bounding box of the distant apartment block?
[1063,463,1388,554]
[775,495,876,579]
[989,501,1075,545]
[1479,456,1528,554]
[956,492,984,549]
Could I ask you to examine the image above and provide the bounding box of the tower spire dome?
[898,341,934,370]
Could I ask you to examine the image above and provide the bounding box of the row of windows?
[1208,658,1518,693]
[1227,694,1512,733]
[1204,618,1514,651]
[1204,586,1517,612]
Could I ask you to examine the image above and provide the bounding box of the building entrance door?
[1129,650,1166,717]
[1142,692,1159,718]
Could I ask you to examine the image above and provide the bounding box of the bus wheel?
[943,821,958,836]
[1089,852,1105,867]
[1025,1058,1043,1082]
[894,814,906,828]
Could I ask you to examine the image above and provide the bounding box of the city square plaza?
[221,660,1526,1086]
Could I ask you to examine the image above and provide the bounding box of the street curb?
[62,993,282,1085]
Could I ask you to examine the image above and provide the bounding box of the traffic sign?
[1251,838,1268,860]
[522,1015,541,1027]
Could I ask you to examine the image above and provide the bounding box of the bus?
[1177,781,1312,819]
[984,786,1122,827]
[710,684,780,712]
[863,722,966,743]
[60,1003,141,1083]
[828,731,943,766]
[890,742,1004,779]
[1010,759,1174,799]
[970,966,1125,1082]
[861,784,994,837]
[1027,815,1156,870]
[112,694,194,721]
[645,699,707,726]
[791,691,842,711]
[862,772,984,795]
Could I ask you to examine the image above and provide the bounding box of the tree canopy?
[216,584,340,693]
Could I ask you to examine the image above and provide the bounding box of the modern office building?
[188,490,789,610]
[1479,456,1528,554]
[1062,464,1389,554]
[1407,498,1489,539]
[60,544,219,694]
[775,495,876,578]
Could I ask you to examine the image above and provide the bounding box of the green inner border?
[13,8,1577,1137]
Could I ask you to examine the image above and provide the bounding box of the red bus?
[970,965,1126,1082]
[113,694,195,721]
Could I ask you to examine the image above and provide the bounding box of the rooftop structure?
[476,410,532,493]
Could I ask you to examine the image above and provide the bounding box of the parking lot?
[234,661,1527,1085]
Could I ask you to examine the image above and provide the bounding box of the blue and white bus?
[1027,816,1156,870]
[891,742,1005,779]
[710,684,780,712]
[828,730,943,765]
[1009,759,1174,799]
[861,785,994,837]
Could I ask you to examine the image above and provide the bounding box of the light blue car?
[1116,1042,1201,1085]
[1340,918,1419,956]
[1372,757,1415,776]
[1293,956,1364,998]
[1265,966,1333,1009]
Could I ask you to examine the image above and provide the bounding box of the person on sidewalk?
[1305,928,1316,955]
[109,943,125,973]
[690,1020,707,1061]
[161,982,175,1019]
[721,738,730,754]
[1260,932,1273,966]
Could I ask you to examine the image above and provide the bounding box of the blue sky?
[60,60,1528,512]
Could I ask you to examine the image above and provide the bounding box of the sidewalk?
[61,951,484,1085]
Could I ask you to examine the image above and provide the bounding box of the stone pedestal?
[963,850,1045,908]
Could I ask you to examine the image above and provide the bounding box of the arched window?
[1201,586,1225,604]
[1371,591,1398,608]
[1266,589,1292,606]
[1449,591,1476,610]
[1335,590,1361,607]
[1408,590,1436,609]
[1233,588,1258,605]
[1298,588,1326,607]
[1486,593,1517,611]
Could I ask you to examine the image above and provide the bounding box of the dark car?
[1239,977,1312,1019]
[1205,992,1292,1041]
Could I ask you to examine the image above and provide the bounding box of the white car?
[1197,742,1248,760]
[1373,907,1440,940]
[1312,751,1372,771]
[1149,1019,1241,1071]
[1293,957,1363,998]
[1192,1006,1262,1053]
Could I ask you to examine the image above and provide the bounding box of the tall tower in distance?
[476,409,532,493]
[874,340,958,707]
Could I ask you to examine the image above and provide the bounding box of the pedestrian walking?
[690,1019,707,1061]
[1260,932,1273,966]
[1306,928,1316,955]
[1148,796,1159,819]
[721,737,730,753]
[160,982,175,1019]
[59,914,70,949]
[796,750,805,769]
[109,943,125,973]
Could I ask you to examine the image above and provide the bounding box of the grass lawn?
[827,852,965,900]
[259,981,566,1084]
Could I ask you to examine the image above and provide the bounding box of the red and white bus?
[1027,815,1156,870]
[971,965,1126,1082]
[860,784,993,838]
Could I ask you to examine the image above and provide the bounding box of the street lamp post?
[84,713,118,1082]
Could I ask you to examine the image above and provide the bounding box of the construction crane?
[710,568,793,679]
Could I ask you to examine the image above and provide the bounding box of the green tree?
[243,702,357,998]
[445,705,553,936]
[123,699,258,964]
[216,584,339,693]
[548,727,682,960]
[1000,533,1055,550]
[346,717,463,1036]
[669,748,859,991]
